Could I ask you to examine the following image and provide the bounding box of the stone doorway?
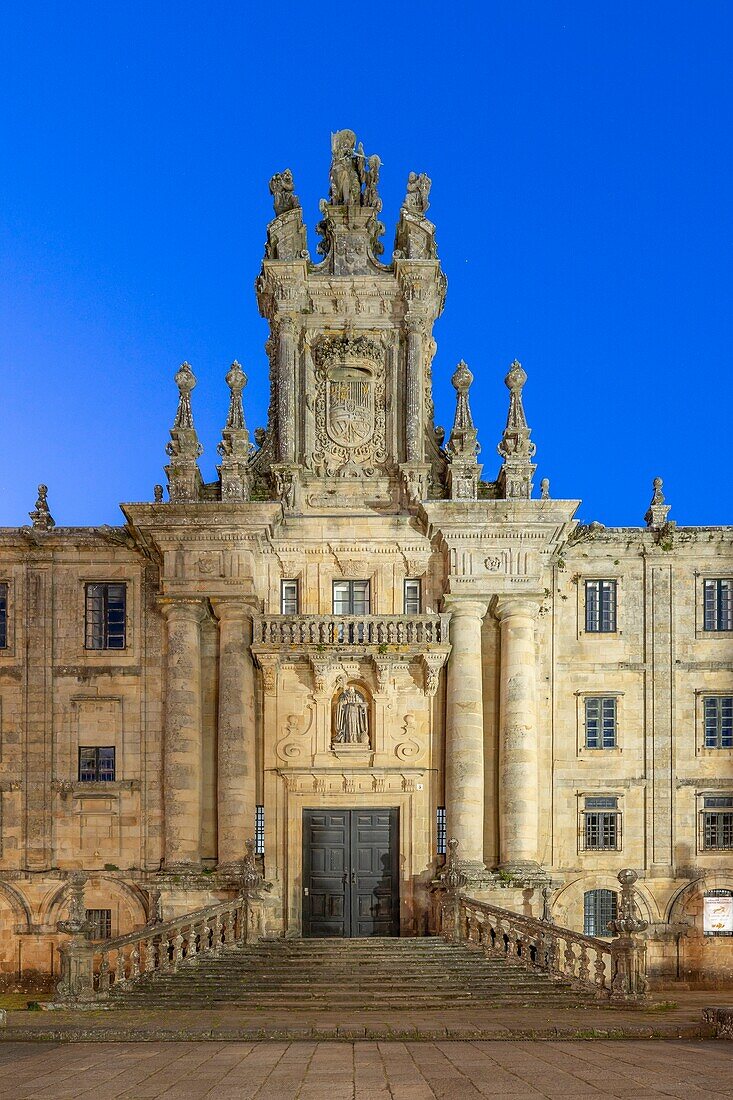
[302,808,399,937]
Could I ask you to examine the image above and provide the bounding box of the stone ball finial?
[225,360,247,396]
[174,361,196,395]
[505,359,527,392]
[617,868,638,888]
[451,360,473,394]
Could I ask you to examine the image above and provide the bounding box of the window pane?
[281,580,299,615]
[0,583,7,649]
[85,909,112,940]
[351,580,370,615]
[333,581,351,615]
[85,583,126,650]
[85,585,105,649]
[704,697,733,749]
[585,580,616,632]
[79,747,98,782]
[98,747,116,781]
[584,889,618,937]
[705,579,733,631]
[585,698,601,748]
[404,580,421,615]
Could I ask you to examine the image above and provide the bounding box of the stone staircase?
[108,936,590,1011]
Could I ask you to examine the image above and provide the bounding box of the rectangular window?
[85,583,126,650]
[78,746,116,783]
[85,909,112,940]
[404,579,422,615]
[280,580,299,615]
[255,804,265,856]
[704,579,733,632]
[585,580,617,633]
[0,583,6,649]
[436,806,446,856]
[585,697,617,749]
[332,579,370,615]
[583,890,618,938]
[702,796,733,851]
[582,796,620,850]
[704,697,733,749]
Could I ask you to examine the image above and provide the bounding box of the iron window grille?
[584,697,617,749]
[280,579,299,615]
[255,804,265,856]
[85,909,112,940]
[404,579,422,615]
[704,579,733,632]
[585,580,617,633]
[0,583,6,649]
[85,583,126,649]
[583,889,618,938]
[580,796,621,851]
[704,696,733,749]
[701,796,733,851]
[436,806,446,856]
[78,746,116,783]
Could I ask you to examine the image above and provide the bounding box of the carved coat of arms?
[326,367,374,448]
[311,335,386,476]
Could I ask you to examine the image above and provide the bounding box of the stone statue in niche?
[333,679,370,746]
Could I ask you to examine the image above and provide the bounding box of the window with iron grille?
[436,806,446,856]
[0,583,7,649]
[404,579,421,615]
[584,697,617,749]
[280,580,299,615]
[85,583,126,649]
[581,796,621,851]
[585,580,617,633]
[704,579,733,632]
[255,804,265,856]
[704,697,733,749]
[332,579,370,615]
[701,796,733,851]
[583,890,617,938]
[78,746,116,782]
[85,909,112,939]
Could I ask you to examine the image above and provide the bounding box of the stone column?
[404,316,423,462]
[160,598,206,869]
[211,598,258,868]
[495,597,541,868]
[444,598,488,867]
[277,315,296,463]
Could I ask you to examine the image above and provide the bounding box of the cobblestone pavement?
[0,1040,730,1099]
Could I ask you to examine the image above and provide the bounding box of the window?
[583,890,618,938]
[585,697,617,749]
[0,583,6,649]
[78,746,116,782]
[85,909,112,940]
[704,697,733,749]
[85,583,126,649]
[581,796,621,851]
[280,580,299,615]
[701,796,733,851]
[404,579,422,615]
[704,580,733,632]
[585,580,617,633]
[333,579,370,615]
[255,804,265,856]
[436,806,446,856]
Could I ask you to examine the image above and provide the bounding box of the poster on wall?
[703,891,733,936]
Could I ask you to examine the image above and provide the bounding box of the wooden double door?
[302,809,399,937]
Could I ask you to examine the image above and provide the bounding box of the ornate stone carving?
[271,464,299,512]
[395,713,421,761]
[540,477,551,500]
[256,655,279,695]
[645,477,675,545]
[275,708,313,762]
[394,172,437,260]
[265,170,308,261]
[372,656,392,694]
[269,169,300,216]
[421,652,446,697]
[447,361,482,501]
[164,362,203,503]
[333,679,370,746]
[29,484,55,530]
[57,873,93,937]
[315,131,385,268]
[217,361,253,501]
[497,360,536,500]
[312,336,386,476]
[400,463,430,505]
[404,172,431,215]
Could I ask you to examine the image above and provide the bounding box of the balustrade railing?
[254,614,449,647]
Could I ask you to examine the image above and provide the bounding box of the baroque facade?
[1,131,732,989]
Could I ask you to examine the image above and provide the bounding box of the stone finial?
[265,170,307,261]
[540,478,550,500]
[56,872,93,937]
[403,171,431,216]
[315,130,384,268]
[269,169,300,217]
[497,360,537,500]
[394,171,437,260]
[644,477,671,530]
[29,484,55,530]
[446,361,482,501]
[217,361,253,501]
[164,362,203,503]
[153,484,164,503]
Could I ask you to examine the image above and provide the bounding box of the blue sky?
[1,2,731,527]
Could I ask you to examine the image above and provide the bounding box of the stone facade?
[1,131,731,989]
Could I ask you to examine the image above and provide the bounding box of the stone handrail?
[253,613,450,647]
[434,841,647,1002]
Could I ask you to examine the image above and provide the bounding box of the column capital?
[210,595,259,622]
[157,597,208,624]
[442,596,489,621]
[493,594,543,623]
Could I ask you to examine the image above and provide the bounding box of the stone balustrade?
[56,893,265,1005]
[253,613,450,648]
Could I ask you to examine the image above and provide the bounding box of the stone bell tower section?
[253,130,448,512]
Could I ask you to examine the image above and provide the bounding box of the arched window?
[583,889,617,938]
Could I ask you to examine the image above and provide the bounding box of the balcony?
[253,614,450,649]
